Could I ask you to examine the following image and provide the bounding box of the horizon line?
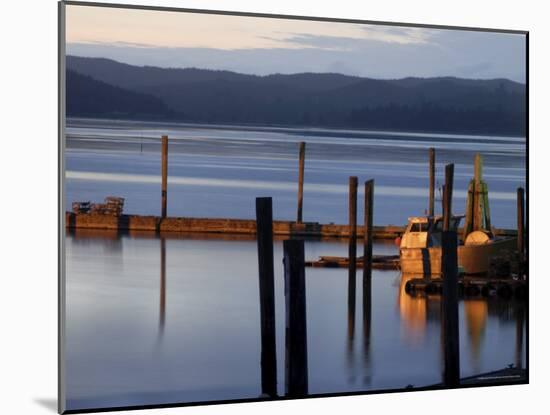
[66,54,526,85]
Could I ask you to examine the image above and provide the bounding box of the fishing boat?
[399,153,517,276]
[399,215,516,275]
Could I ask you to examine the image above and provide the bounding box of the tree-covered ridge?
[66,56,526,135]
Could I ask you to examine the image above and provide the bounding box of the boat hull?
[400,237,517,276]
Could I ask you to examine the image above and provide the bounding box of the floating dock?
[65,212,517,240]
[305,254,399,269]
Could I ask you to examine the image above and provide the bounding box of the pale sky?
[65,4,526,82]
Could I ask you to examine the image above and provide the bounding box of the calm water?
[64,119,526,410]
[65,118,526,228]
[65,231,525,410]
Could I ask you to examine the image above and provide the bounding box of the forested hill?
[66,55,526,136]
[66,70,173,119]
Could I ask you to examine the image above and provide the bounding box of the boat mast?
[463,153,492,240]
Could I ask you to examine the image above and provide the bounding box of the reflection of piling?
[159,237,166,334]
[296,142,306,223]
[348,177,358,340]
[283,239,308,397]
[429,148,435,217]
[255,197,277,397]
[441,163,460,387]
[515,303,525,369]
[517,187,525,273]
[161,135,168,218]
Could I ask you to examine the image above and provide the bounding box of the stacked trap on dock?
[72,196,125,217]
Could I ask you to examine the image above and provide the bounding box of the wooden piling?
[296,142,306,223]
[441,163,460,387]
[429,148,435,217]
[348,177,358,341]
[443,165,454,231]
[349,176,358,275]
[363,180,374,282]
[255,197,277,397]
[517,187,525,264]
[283,239,308,397]
[161,135,168,218]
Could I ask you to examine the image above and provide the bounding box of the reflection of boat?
[399,215,516,276]
[398,274,427,341]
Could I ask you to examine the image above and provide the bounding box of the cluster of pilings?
[255,197,307,397]
[148,136,526,392]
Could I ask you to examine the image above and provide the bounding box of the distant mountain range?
[66,55,526,135]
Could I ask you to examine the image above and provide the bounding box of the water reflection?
[346,268,356,383]
[464,300,487,372]
[362,271,372,385]
[64,234,526,410]
[397,273,526,374]
[398,275,429,342]
[159,238,166,340]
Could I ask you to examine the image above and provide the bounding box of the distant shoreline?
[66,116,526,140]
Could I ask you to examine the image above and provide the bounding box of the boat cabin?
[400,215,464,249]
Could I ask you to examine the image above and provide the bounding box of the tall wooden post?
[429,148,435,217]
[363,181,373,377]
[441,163,460,387]
[517,187,525,264]
[161,135,168,218]
[443,164,454,232]
[349,177,358,274]
[296,142,306,223]
[348,177,358,340]
[255,197,277,397]
[363,180,374,282]
[283,239,308,397]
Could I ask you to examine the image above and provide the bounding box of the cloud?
[78,40,158,48]
[256,26,437,51]
[66,26,526,83]
[360,25,436,45]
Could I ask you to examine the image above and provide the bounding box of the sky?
[65,4,526,83]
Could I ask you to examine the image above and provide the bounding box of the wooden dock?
[65,212,517,240]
